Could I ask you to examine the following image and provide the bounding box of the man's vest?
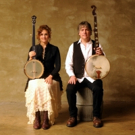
[73,40,95,78]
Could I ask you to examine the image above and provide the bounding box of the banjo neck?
[31,15,37,59]
[91,5,99,48]
[84,5,110,80]
[24,15,44,80]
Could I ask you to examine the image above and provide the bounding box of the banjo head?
[24,59,44,79]
[85,55,110,79]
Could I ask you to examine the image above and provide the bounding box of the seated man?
[65,21,104,128]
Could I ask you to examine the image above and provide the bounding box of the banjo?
[85,5,110,79]
[24,15,44,79]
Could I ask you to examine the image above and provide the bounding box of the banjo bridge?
[95,66,102,69]
[32,71,37,73]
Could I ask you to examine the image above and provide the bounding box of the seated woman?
[25,25,63,130]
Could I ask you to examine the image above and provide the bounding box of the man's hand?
[94,47,104,55]
[68,76,77,84]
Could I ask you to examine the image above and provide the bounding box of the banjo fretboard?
[91,5,99,48]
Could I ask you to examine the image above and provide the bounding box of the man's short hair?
[77,21,92,32]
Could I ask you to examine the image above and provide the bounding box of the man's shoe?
[66,117,77,127]
[93,117,103,128]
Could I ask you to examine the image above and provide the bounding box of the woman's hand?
[68,76,77,84]
[45,75,53,84]
[94,47,104,55]
[29,51,36,60]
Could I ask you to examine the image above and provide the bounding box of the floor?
[0,101,135,135]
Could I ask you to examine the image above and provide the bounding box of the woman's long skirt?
[25,79,62,125]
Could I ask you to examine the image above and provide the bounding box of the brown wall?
[0,0,135,102]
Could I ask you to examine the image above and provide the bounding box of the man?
[65,21,104,128]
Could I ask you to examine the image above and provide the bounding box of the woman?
[25,25,63,130]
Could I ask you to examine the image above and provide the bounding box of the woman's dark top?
[25,43,63,91]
